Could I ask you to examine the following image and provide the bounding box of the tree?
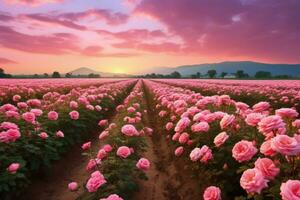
[170,71,181,78]
[88,73,100,78]
[65,73,72,78]
[52,71,61,78]
[0,68,5,78]
[220,72,228,78]
[207,70,217,78]
[255,71,272,79]
[44,73,49,78]
[0,68,12,78]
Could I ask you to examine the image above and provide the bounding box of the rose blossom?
[271,135,300,156]
[175,146,184,156]
[203,186,221,200]
[38,132,48,139]
[116,146,131,158]
[174,117,190,133]
[254,157,279,180]
[69,110,79,120]
[260,140,276,157]
[22,112,36,123]
[240,168,268,194]
[56,130,64,138]
[191,122,210,133]
[136,158,150,170]
[86,171,106,193]
[214,132,229,147]
[178,132,189,144]
[81,141,91,150]
[220,114,235,130]
[121,124,139,136]
[0,129,21,143]
[68,182,78,191]
[190,147,201,161]
[7,163,20,174]
[100,194,123,200]
[280,180,300,200]
[275,108,299,119]
[245,113,264,127]
[232,140,257,162]
[48,111,59,121]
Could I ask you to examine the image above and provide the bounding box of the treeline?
[137,70,293,79]
[1,70,101,79]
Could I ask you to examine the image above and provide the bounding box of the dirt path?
[133,80,201,200]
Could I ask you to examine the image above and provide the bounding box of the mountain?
[150,61,300,77]
[68,67,129,77]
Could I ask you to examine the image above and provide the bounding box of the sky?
[0,0,300,75]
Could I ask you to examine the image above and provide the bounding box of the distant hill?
[151,61,300,77]
[68,67,129,77]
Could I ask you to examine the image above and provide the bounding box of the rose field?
[1,78,300,200]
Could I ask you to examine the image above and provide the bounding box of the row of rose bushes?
[155,79,300,110]
[0,78,120,104]
[67,80,152,200]
[0,79,136,198]
[144,79,300,200]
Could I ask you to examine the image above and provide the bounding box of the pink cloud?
[60,9,129,26]
[0,25,81,54]
[135,0,300,63]
[3,0,64,6]
[0,57,17,64]
[20,13,88,30]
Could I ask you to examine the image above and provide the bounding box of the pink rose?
[7,163,20,174]
[275,108,298,119]
[271,135,300,155]
[86,171,106,193]
[220,114,235,130]
[81,141,91,150]
[69,110,79,120]
[175,117,190,133]
[22,112,36,123]
[203,186,221,200]
[166,122,174,131]
[121,124,139,137]
[56,130,64,138]
[252,101,270,113]
[214,132,229,147]
[38,132,48,139]
[260,140,276,157]
[68,182,78,191]
[258,115,286,139]
[199,145,213,164]
[98,120,108,127]
[240,168,268,194]
[0,129,21,143]
[86,159,98,171]
[97,149,107,159]
[117,146,131,158]
[175,146,184,156]
[100,194,123,200]
[69,101,78,109]
[102,144,113,152]
[254,158,279,180]
[190,147,201,161]
[48,111,59,121]
[280,180,300,200]
[191,122,210,133]
[232,140,257,163]
[245,113,264,127]
[99,130,109,140]
[136,158,150,170]
[178,132,189,144]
